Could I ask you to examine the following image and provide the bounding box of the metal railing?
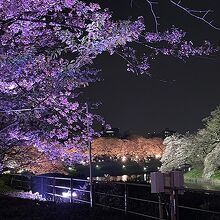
[8,174,220,220]
[94,181,166,220]
[10,174,31,191]
[35,176,91,204]
[177,188,220,220]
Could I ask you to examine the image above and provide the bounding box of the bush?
[0,175,14,193]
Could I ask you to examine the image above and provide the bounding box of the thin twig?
[0,108,44,113]
[146,0,159,33]
[170,0,220,31]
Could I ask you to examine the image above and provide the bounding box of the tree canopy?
[0,0,218,171]
[161,106,220,178]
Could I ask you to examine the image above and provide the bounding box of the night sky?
[85,0,220,135]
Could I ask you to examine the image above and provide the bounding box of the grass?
[184,167,220,181]
[184,167,203,179]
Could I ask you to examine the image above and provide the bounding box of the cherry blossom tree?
[161,106,220,178]
[92,136,165,159]
[3,146,66,174]
[0,0,218,171]
[160,133,193,172]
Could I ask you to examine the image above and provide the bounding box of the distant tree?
[161,106,220,178]
[202,106,220,146]
[199,107,220,178]
[160,133,192,172]
[203,143,220,179]
[92,136,165,159]
[186,107,220,177]
[0,0,218,171]
[3,146,66,174]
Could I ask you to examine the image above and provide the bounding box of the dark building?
[146,128,176,139]
[102,127,120,137]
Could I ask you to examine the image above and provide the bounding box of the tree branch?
[145,0,159,33]
[0,108,44,114]
[170,0,220,31]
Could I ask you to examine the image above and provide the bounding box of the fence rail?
[8,174,220,220]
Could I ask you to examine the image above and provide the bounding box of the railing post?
[10,175,14,187]
[175,190,179,220]
[93,181,96,206]
[53,177,55,202]
[170,189,176,220]
[30,176,32,191]
[41,176,44,198]
[158,193,164,219]
[90,179,93,208]
[124,183,128,214]
[70,178,73,203]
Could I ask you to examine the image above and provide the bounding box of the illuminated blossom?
[0,0,217,168]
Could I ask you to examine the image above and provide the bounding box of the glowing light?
[72,192,77,197]
[96,165,99,168]
[2,170,10,174]
[80,160,86,165]
[122,165,126,168]
[62,191,77,198]
[95,177,102,181]
[17,169,24,173]
[8,83,16,90]
[122,156,126,162]
[122,175,128,182]
[62,192,70,198]
[143,167,147,171]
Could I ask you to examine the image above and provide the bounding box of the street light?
[122,156,126,162]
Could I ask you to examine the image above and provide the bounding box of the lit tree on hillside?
[92,136,165,159]
[160,106,220,178]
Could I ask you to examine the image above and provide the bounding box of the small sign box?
[151,171,184,194]
[173,171,184,188]
[151,172,164,193]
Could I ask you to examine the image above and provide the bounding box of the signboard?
[151,172,164,193]
[151,171,184,194]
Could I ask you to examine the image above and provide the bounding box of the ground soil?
[0,196,140,220]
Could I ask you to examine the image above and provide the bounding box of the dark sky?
[84,0,220,135]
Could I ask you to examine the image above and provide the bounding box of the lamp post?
[86,103,93,208]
